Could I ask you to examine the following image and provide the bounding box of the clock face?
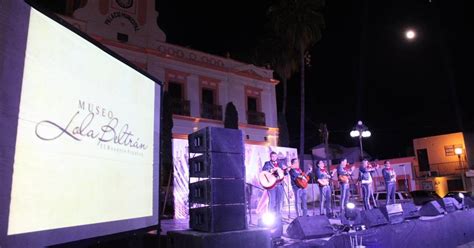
[116,0,133,9]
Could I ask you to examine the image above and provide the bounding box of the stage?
[159,208,474,248]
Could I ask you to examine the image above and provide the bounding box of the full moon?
[405,30,416,40]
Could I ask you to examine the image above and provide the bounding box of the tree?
[268,0,325,161]
[224,102,239,129]
[256,34,297,148]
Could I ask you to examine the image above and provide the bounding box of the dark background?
[44,0,474,159]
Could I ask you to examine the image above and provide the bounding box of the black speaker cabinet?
[286,216,334,239]
[190,204,247,232]
[380,203,404,224]
[188,127,244,154]
[419,200,445,216]
[401,202,420,219]
[189,179,245,205]
[189,152,245,179]
[360,208,388,227]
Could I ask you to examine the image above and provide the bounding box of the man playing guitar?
[261,151,288,215]
[289,158,312,217]
[382,160,397,205]
[316,160,332,216]
[337,158,354,213]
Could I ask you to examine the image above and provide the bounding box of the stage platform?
[158,208,474,248]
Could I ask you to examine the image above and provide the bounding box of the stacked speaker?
[188,127,247,232]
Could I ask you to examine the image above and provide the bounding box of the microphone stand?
[280,179,291,223]
[327,168,335,218]
[246,183,265,226]
[311,165,316,216]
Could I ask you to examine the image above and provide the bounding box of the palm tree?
[268,0,325,161]
[255,33,298,146]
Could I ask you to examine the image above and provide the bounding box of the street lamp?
[455,147,463,170]
[350,120,371,160]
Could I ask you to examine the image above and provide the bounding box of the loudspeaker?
[437,197,461,213]
[190,204,247,232]
[189,179,245,205]
[286,216,334,239]
[360,208,388,227]
[401,202,420,219]
[380,203,404,224]
[189,152,245,179]
[188,127,244,154]
[419,200,445,216]
[464,196,474,208]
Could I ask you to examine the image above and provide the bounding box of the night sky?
[43,0,474,159]
[157,0,474,159]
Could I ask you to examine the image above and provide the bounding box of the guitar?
[259,167,285,190]
[317,178,329,187]
[338,166,354,184]
[338,175,350,184]
[296,172,310,189]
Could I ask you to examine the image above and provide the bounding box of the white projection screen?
[0,1,161,247]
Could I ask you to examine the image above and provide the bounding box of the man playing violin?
[262,151,288,215]
[316,160,332,216]
[359,159,376,210]
[382,160,397,205]
[289,158,311,217]
[337,158,353,213]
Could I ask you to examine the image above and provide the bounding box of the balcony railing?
[414,161,467,178]
[170,98,190,116]
[247,111,266,126]
[201,103,222,121]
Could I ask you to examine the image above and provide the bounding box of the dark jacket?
[382,167,395,183]
[358,166,372,183]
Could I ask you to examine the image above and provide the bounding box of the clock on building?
[116,0,133,9]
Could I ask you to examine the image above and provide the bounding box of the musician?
[289,158,311,217]
[368,161,378,208]
[337,158,352,213]
[262,151,287,215]
[382,160,397,205]
[359,159,376,210]
[316,160,332,216]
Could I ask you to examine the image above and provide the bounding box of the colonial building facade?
[60,0,280,146]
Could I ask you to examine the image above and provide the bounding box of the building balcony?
[170,98,190,116]
[247,111,266,126]
[201,103,222,121]
[414,161,467,178]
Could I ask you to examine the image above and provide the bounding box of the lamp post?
[455,147,463,171]
[350,120,371,160]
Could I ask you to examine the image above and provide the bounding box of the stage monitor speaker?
[286,216,334,239]
[464,196,474,208]
[401,202,420,219]
[437,197,461,213]
[188,127,244,154]
[419,200,445,216]
[380,203,404,224]
[189,152,245,179]
[189,179,245,205]
[360,208,388,228]
[190,204,247,232]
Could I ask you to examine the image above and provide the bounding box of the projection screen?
[0,1,161,247]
